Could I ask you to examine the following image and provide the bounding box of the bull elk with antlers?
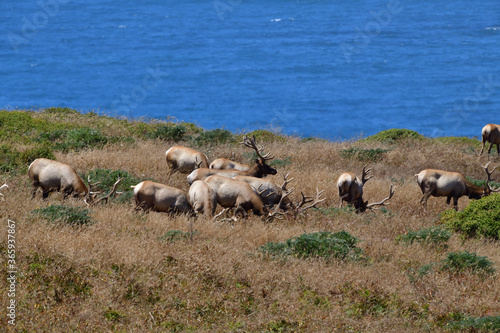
[210,152,250,171]
[337,166,395,212]
[187,135,277,185]
[165,146,209,177]
[415,162,500,210]
[479,124,500,156]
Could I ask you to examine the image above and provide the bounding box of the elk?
[415,162,500,210]
[187,135,277,184]
[188,180,217,217]
[479,124,500,156]
[131,181,193,214]
[337,166,396,212]
[165,146,209,176]
[233,172,294,210]
[29,158,92,200]
[204,175,265,218]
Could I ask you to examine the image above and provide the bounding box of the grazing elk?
[415,162,500,210]
[29,158,92,200]
[188,180,217,217]
[165,146,209,176]
[337,166,396,212]
[131,181,193,214]
[479,124,500,156]
[187,135,277,185]
[210,152,250,171]
[233,173,294,210]
[204,175,265,218]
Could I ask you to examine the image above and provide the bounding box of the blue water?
[1,1,499,139]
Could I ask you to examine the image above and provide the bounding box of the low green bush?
[243,130,286,143]
[396,226,451,246]
[439,251,495,276]
[363,129,425,144]
[195,129,233,146]
[85,169,143,204]
[146,124,186,141]
[465,176,500,190]
[259,231,366,261]
[446,315,500,331]
[54,128,108,152]
[32,205,94,226]
[0,145,22,172]
[21,145,56,164]
[43,107,80,115]
[433,136,481,149]
[441,194,500,239]
[158,230,197,242]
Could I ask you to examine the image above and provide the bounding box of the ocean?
[1,0,499,140]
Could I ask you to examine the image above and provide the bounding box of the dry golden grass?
[1,134,499,332]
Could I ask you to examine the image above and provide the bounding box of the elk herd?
[14,123,500,219]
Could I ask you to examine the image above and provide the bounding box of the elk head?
[481,162,500,197]
[240,135,277,176]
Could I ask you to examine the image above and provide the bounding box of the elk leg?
[31,183,39,199]
[42,190,50,200]
[446,196,451,205]
[488,142,493,154]
[420,192,432,206]
[497,144,500,156]
[453,197,459,211]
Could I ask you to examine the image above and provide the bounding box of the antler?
[252,184,275,198]
[268,187,295,219]
[366,185,396,209]
[87,176,101,194]
[92,178,123,205]
[194,157,203,169]
[240,134,274,161]
[361,165,373,185]
[295,189,326,214]
[482,162,500,192]
[0,183,8,199]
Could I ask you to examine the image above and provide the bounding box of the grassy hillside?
[0,108,499,332]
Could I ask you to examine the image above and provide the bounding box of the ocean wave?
[270,18,295,22]
[485,26,500,31]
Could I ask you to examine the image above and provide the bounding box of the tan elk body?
[233,175,292,209]
[480,123,500,155]
[210,159,250,171]
[29,158,89,199]
[415,163,499,210]
[188,180,217,217]
[204,175,264,217]
[165,146,209,176]
[132,181,192,214]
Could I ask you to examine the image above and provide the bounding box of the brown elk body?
[480,124,500,156]
[165,146,209,176]
[337,166,395,212]
[132,181,192,214]
[204,175,264,218]
[188,180,217,217]
[415,163,499,210]
[28,158,89,199]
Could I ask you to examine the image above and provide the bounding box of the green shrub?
[104,309,125,322]
[195,129,233,146]
[363,129,425,144]
[396,226,451,246]
[446,315,500,331]
[259,231,366,261]
[433,136,481,149]
[21,145,56,164]
[269,156,291,167]
[146,124,186,141]
[439,251,495,276]
[43,107,79,115]
[442,194,500,239]
[0,145,22,172]
[32,205,94,226]
[339,147,390,162]
[465,176,500,190]
[85,169,143,204]
[54,128,108,152]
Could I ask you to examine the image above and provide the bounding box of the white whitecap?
[485,26,500,31]
[118,25,127,29]
[270,18,281,22]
